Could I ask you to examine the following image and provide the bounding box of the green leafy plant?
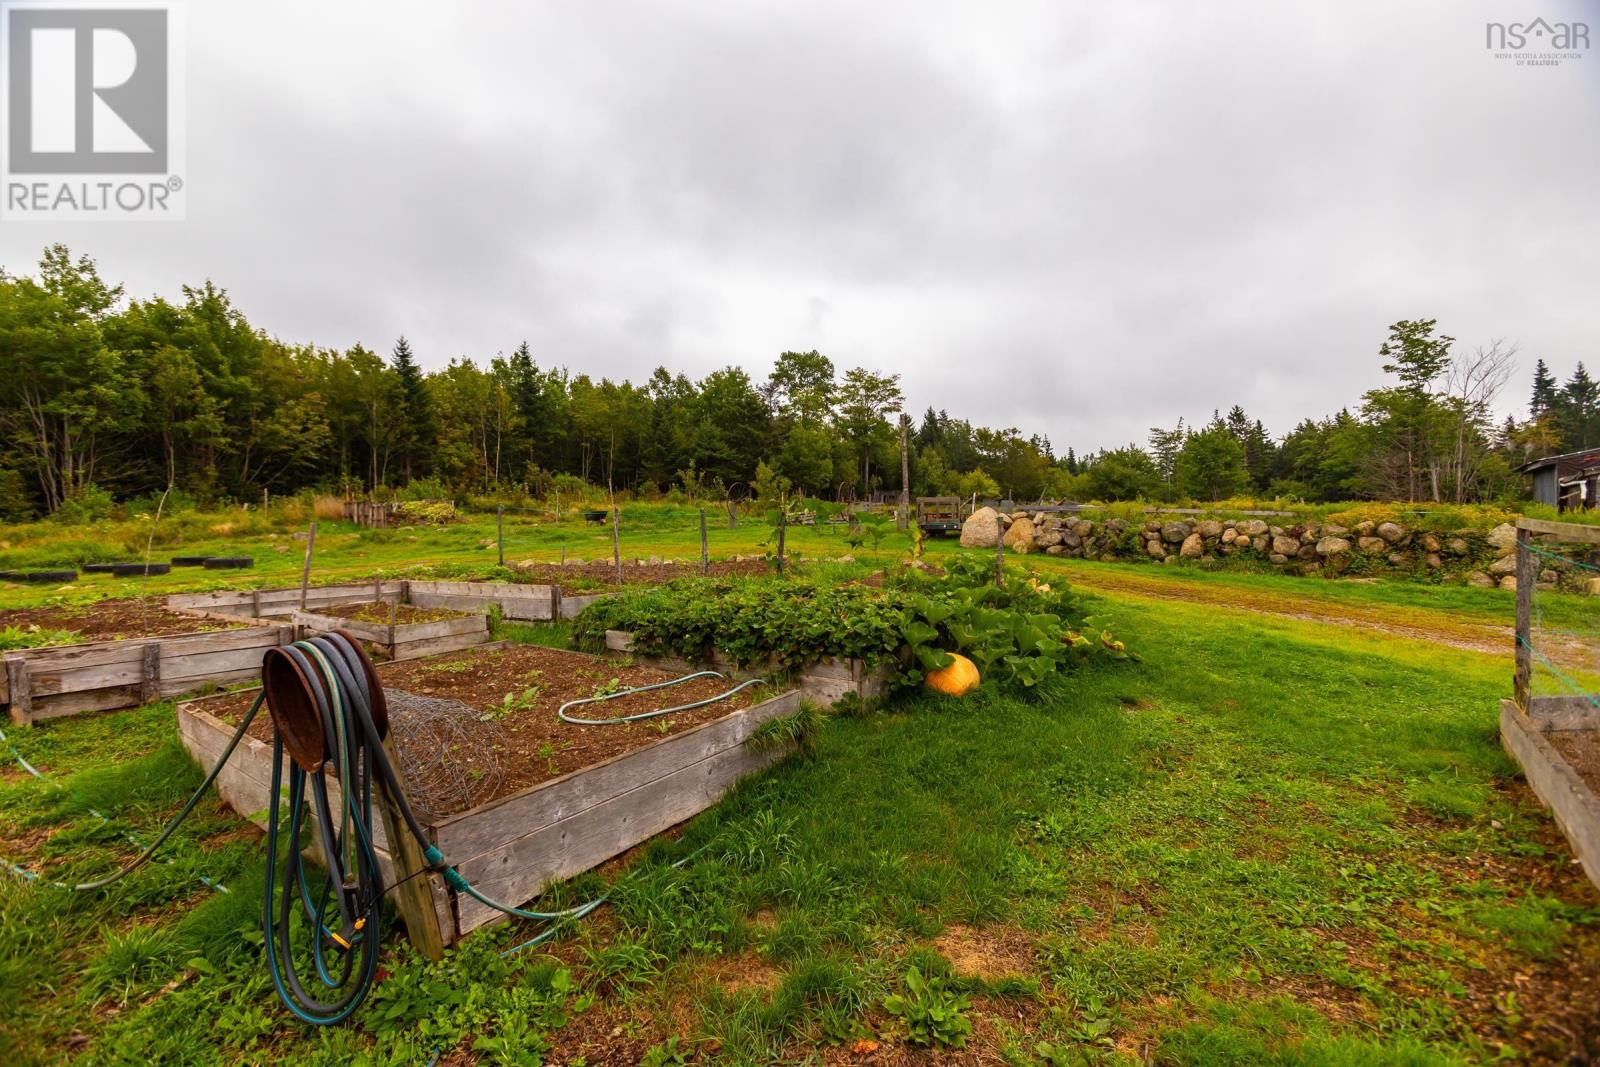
[639,1035,690,1066]
[0,623,78,651]
[883,965,971,1048]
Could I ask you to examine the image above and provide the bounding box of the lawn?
[1,507,1597,1065]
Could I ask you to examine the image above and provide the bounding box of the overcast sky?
[4,0,1597,453]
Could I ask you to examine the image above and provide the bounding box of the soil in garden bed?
[198,644,774,816]
[1548,729,1600,795]
[315,601,474,625]
[508,557,771,590]
[0,597,247,644]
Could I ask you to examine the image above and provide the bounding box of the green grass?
[0,506,1597,1063]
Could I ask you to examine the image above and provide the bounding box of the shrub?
[51,485,116,524]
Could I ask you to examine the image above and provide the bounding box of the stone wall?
[958,506,1533,587]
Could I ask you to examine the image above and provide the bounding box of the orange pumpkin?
[924,652,980,697]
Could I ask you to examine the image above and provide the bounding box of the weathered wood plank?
[433,689,800,862]
[1517,517,1600,544]
[7,657,33,725]
[452,731,794,935]
[391,630,490,661]
[1501,699,1600,891]
[1528,695,1600,732]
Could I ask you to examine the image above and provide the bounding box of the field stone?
[1146,539,1166,558]
[1488,555,1518,576]
[1036,529,1064,549]
[1376,522,1406,543]
[1251,535,1269,552]
[1315,537,1352,557]
[1420,533,1441,552]
[1238,520,1270,537]
[1195,519,1223,539]
[1467,571,1495,587]
[1486,523,1518,553]
[1045,545,1066,556]
[1221,528,1237,544]
[1297,544,1319,561]
[1387,552,1407,566]
[1353,520,1376,536]
[1271,534,1300,556]
[960,507,1001,548]
[1180,532,1204,558]
[1426,552,1443,569]
[1161,521,1191,544]
[1003,517,1036,553]
[1357,536,1387,553]
[1584,576,1600,596]
[1499,575,1517,590]
[1269,552,1289,564]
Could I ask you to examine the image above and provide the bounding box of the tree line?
[0,246,1578,519]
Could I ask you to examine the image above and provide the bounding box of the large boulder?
[1316,536,1352,557]
[1272,534,1301,556]
[1486,523,1518,554]
[960,507,1001,548]
[1238,519,1269,537]
[1146,539,1166,559]
[1195,519,1223,539]
[1035,528,1064,549]
[1357,536,1387,554]
[1376,521,1406,543]
[1488,554,1518,576]
[1179,532,1204,558]
[1003,516,1036,554]
[1161,521,1192,544]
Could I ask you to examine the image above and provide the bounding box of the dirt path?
[1047,564,1518,657]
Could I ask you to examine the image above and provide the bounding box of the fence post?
[497,504,505,568]
[1514,523,1533,711]
[298,522,318,612]
[776,511,787,575]
[611,506,623,585]
[996,519,1005,586]
[700,508,709,575]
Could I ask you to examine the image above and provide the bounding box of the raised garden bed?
[1501,696,1600,892]
[5,622,293,725]
[509,558,771,591]
[602,629,892,705]
[177,643,802,952]
[292,601,489,661]
[169,579,615,625]
[0,597,250,644]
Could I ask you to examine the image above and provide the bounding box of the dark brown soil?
[199,644,773,816]
[509,557,772,590]
[0,598,245,644]
[315,601,471,625]
[1548,729,1600,795]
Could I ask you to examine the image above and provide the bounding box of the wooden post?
[898,414,910,531]
[551,585,563,621]
[375,733,447,960]
[251,589,262,619]
[298,522,318,612]
[699,508,709,575]
[611,507,622,585]
[776,510,787,576]
[139,644,161,705]
[996,519,1005,586]
[6,657,33,726]
[497,505,505,568]
[387,600,398,658]
[1514,525,1533,711]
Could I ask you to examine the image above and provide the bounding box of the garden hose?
[556,670,765,724]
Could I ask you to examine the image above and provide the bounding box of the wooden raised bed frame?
[1501,696,1600,892]
[4,624,294,726]
[168,579,611,624]
[175,651,804,955]
[290,608,489,661]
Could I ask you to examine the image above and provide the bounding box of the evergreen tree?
[390,336,437,481]
[1530,358,1558,419]
[1557,363,1600,450]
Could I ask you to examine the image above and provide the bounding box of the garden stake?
[700,508,709,575]
[298,521,317,611]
